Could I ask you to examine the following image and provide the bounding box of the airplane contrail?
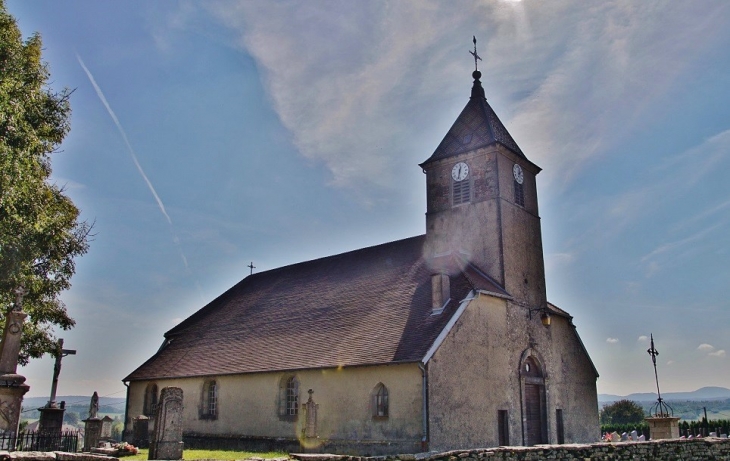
[76,55,204,304]
[76,55,173,226]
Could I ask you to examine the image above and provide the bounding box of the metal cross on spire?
[247,261,256,275]
[469,36,482,71]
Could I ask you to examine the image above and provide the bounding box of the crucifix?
[469,35,482,71]
[247,261,256,275]
[46,338,76,408]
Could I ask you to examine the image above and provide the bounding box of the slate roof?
[420,72,527,167]
[124,235,509,381]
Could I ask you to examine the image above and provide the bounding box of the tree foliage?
[0,0,90,364]
[600,399,646,425]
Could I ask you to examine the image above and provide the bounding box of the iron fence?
[0,430,79,452]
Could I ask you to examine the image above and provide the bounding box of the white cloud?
[709,350,726,358]
[638,335,649,342]
[697,343,715,351]
[544,252,575,272]
[667,360,674,365]
[606,338,619,344]
[641,224,723,265]
[191,0,730,195]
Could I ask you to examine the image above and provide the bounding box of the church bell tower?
[420,60,547,309]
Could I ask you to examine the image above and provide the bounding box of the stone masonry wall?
[0,452,117,461]
[292,438,730,461]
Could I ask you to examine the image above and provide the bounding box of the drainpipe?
[122,381,130,442]
[418,363,429,452]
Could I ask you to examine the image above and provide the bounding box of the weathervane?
[469,36,482,71]
[647,333,673,417]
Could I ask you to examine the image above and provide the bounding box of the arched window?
[201,380,218,419]
[279,375,299,417]
[144,383,158,416]
[372,383,389,418]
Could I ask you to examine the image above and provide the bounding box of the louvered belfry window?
[453,179,471,205]
[514,180,525,207]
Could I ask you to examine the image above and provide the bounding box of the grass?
[124,449,288,460]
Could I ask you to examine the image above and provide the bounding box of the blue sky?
[8,0,730,400]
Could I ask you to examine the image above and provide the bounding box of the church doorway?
[521,355,547,446]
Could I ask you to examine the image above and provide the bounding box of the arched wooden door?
[521,356,547,445]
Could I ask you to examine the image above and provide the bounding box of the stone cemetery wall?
[292,437,730,461]
[0,451,116,461]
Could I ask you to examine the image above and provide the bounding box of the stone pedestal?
[0,379,30,433]
[83,417,103,451]
[133,415,150,448]
[0,309,30,434]
[646,416,680,439]
[38,405,65,433]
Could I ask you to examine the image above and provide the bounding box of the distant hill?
[20,395,126,421]
[599,386,730,403]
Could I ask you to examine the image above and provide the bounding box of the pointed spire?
[419,37,529,167]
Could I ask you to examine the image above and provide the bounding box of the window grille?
[374,383,389,417]
[286,377,299,416]
[207,381,217,416]
[453,180,471,205]
[514,180,524,207]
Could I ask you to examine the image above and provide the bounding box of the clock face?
[451,162,469,182]
[513,164,524,184]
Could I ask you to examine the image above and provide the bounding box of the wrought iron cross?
[247,262,256,275]
[469,36,482,71]
[647,333,672,416]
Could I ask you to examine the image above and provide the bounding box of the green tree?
[0,0,90,364]
[600,399,646,425]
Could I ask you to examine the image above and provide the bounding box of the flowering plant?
[113,442,139,455]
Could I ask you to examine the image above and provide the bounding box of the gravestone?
[149,387,183,460]
[303,389,318,439]
[101,415,114,439]
[133,415,150,448]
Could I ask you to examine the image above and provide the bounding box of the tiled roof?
[420,77,526,167]
[124,235,509,381]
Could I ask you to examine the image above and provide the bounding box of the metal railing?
[0,430,79,452]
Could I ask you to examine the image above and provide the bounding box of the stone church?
[123,68,599,454]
